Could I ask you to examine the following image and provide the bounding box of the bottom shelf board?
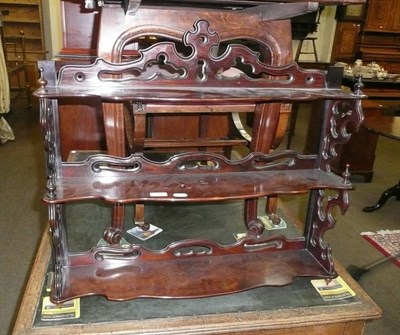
[54,248,332,302]
[49,199,331,303]
[12,205,381,334]
[30,246,380,334]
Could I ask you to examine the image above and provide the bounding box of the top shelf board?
[34,86,364,103]
[34,58,366,102]
[128,0,366,7]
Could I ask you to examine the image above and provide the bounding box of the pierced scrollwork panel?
[319,99,364,173]
[39,98,58,199]
[64,150,318,178]
[56,20,326,89]
[306,188,350,274]
[48,203,68,300]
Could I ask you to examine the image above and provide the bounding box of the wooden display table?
[13,203,381,335]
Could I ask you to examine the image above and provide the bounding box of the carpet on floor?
[361,229,400,267]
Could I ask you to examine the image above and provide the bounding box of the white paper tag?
[149,192,168,197]
[127,224,163,241]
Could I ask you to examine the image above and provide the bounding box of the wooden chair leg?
[295,39,304,62]
[311,38,318,62]
[286,103,299,149]
[135,203,150,230]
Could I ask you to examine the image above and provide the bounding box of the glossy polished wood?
[35,1,364,304]
[13,207,381,335]
[43,152,353,204]
[307,77,400,182]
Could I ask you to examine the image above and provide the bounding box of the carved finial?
[37,68,48,91]
[354,75,364,95]
[342,164,351,184]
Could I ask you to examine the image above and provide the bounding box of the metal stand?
[347,252,400,281]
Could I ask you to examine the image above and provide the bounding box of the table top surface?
[363,116,400,141]
[343,75,400,89]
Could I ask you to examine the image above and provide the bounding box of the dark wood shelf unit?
[34,0,365,304]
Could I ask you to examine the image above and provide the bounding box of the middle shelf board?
[43,151,353,203]
[47,168,350,203]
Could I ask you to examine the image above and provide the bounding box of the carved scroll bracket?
[48,203,68,300]
[307,187,350,274]
[320,99,364,173]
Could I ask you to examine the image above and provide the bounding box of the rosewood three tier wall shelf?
[34,0,366,304]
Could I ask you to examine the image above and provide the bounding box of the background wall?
[42,1,337,63]
[41,0,62,60]
[292,5,338,63]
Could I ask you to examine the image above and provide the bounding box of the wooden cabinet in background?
[330,3,365,63]
[364,0,400,33]
[59,0,99,58]
[0,0,47,89]
[328,0,400,182]
[331,21,362,63]
[331,0,400,69]
[393,4,400,32]
[360,0,400,74]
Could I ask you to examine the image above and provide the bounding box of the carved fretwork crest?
[56,19,326,88]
